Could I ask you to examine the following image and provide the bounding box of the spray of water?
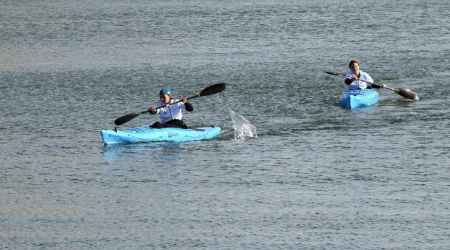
[229,109,257,139]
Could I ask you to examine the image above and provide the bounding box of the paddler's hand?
[149,107,157,115]
[381,84,387,88]
[182,97,188,104]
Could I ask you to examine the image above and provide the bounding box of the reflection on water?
[347,105,378,113]
[102,142,186,169]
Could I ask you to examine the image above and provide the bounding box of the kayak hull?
[101,126,221,145]
[339,89,379,108]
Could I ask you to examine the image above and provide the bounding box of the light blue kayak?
[101,126,221,145]
[339,89,379,108]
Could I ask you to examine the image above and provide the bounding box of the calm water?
[1,0,450,249]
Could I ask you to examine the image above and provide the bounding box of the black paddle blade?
[395,88,419,100]
[199,83,227,96]
[114,112,144,126]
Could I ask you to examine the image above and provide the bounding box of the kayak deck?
[339,89,379,108]
[101,126,221,145]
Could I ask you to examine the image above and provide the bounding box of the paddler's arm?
[369,84,382,89]
[182,97,194,112]
[345,75,357,85]
[344,78,354,85]
[367,81,387,88]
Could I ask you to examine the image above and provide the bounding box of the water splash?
[230,109,257,140]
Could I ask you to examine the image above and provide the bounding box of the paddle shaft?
[155,94,200,110]
[114,96,199,125]
[125,96,195,119]
[115,96,203,125]
[324,71,385,88]
[324,71,418,100]
[114,83,226,126]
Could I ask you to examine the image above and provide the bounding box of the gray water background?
[1,0,450,249]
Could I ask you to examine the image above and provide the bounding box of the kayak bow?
[339,89,379,108]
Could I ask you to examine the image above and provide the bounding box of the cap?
[159,88,171,96]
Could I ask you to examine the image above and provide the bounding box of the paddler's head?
[159,88,171,104]
[349,59,360,77]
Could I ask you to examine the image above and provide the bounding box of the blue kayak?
[339,89,379,108]
[101,126,221,145]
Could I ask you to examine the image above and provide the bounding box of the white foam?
[230,109,257,140]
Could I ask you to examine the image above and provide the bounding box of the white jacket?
[345,70,374,90]
[154,99,187,124]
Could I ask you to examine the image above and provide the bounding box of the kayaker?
[344,60,386,90]
[149,88,194,129]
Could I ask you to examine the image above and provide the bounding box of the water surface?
[1,0,449,249]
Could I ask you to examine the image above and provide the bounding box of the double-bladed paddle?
[114,83,227,126]
[324,71,418,100]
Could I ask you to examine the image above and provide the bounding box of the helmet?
[159,88,171,96]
